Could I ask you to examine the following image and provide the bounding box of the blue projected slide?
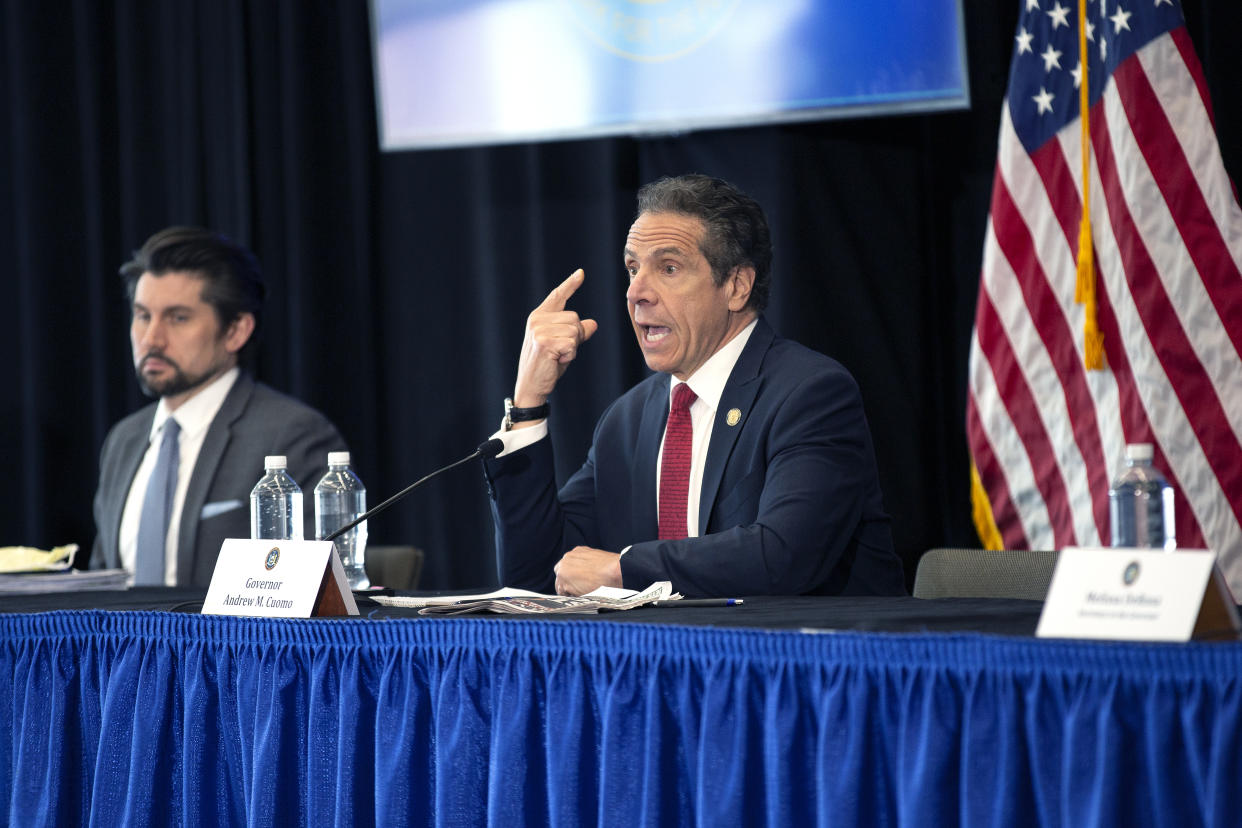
[371,0,969,151]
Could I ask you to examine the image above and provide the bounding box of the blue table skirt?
[3,610,1241,827]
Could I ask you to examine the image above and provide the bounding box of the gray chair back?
[913,547,1059,600]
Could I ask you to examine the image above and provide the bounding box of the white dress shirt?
[119,366,240,585]
[493,319,757,542]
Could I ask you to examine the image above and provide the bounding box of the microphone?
[323,438,504,542]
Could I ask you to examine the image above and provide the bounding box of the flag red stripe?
[990,154,1111,542]
[1171,26,1240,203]
[1113,51,1242,358]
[1090,108,1242,530]
[1028,136,1083,249]
[1170,27,1216,131]
[1173,26,1242,205]
[966,390,1030,550]
[1090,274,1208,549]
[973,285,1076,548]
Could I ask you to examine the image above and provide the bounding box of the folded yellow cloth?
[0,543,78,573]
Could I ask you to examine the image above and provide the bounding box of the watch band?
[504,397,550,431]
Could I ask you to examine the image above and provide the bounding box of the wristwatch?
[503,397,550,431]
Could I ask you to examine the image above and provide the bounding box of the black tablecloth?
[2,587,1045,635]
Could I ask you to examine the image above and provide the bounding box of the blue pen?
[649,598,743,607]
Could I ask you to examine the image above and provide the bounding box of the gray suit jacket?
[90,372,345,586]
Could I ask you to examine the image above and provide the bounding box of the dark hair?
[635,174,772,312]
[120,226,265,362]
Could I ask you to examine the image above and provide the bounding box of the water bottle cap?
[1124,443,1154,461]
[264,455,288,469]
[328,451,351,466]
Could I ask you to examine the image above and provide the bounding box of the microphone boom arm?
[323,439,503,543]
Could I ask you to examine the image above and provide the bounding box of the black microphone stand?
[324,439,504,542]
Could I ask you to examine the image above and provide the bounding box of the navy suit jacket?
[484,318,905,597]
[90,372,345,587]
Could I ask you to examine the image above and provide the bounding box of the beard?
[135,354,215,400]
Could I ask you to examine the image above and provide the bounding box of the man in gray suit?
[90,227,344,587]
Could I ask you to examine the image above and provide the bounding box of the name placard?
[1036,547,1239,642]
[203,538,359,617]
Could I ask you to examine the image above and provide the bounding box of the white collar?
[149,366,240,442]
[670,317,757,409]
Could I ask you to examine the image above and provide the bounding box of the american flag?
[967,0,1242,593]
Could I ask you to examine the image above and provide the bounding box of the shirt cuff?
[489,420,549,457]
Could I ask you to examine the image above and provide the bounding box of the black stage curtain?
[1,1,1238,590]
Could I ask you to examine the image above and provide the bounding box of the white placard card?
[202,539,359,617]
[1036,547,1239,642]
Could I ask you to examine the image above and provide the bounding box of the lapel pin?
[726,408,742,427]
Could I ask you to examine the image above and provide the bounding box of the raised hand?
[512,269,598,409]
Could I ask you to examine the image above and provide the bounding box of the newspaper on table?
[372,581,678,615]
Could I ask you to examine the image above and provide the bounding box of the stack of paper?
[373,582,678,615]
[0,568,130,596]
[0,543,131,595]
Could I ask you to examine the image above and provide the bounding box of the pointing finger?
[536,268,586,312]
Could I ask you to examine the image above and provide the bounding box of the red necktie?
[658,383,697,540]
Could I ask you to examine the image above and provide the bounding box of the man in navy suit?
[484,175,905,598]
[91,227,344,586]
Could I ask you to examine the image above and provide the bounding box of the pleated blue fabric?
[2,611,1241,827]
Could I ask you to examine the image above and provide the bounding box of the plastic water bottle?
[1108,443,1175,550]
[314,451,370,589]
[250,455,304,540]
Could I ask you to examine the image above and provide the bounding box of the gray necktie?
[135,418,180,586]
